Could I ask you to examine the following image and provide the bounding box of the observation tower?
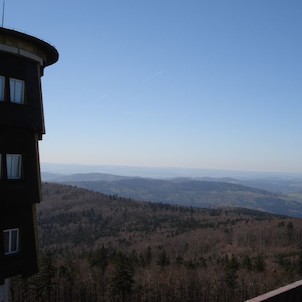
[0,27,58,283]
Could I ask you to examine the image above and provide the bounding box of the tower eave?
[0,27,59,67]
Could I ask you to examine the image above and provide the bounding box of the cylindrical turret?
[0,28,58,282]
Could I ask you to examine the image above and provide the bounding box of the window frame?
[4,228,19,255]
[6,154,22,180]
[9,78,25,104]
[0,76,4,101]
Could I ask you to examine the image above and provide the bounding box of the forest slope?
[11,183,302,302]
[51,176,302,217]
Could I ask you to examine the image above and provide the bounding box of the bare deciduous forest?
[9,183,302,301]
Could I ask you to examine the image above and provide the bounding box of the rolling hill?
[13,182,301,302]
[44,173,302,217]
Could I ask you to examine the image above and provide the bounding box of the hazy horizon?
[41,162,302,180]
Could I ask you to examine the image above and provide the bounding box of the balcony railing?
[245,280,302,302]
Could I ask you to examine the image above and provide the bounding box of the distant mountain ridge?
[43,172,302,218]
[43,171,302,193]
[42,172,131,182]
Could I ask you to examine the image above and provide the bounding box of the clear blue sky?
[5,0,302,173]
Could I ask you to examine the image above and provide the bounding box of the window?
[6,154,22,179]
[0,76,4,101]
[4,229,19,255]
[10,78,24,104]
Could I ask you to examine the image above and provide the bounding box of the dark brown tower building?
[0,28,58,283]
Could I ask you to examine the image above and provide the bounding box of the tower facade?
[0,28,58,282]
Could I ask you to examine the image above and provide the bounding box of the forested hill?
[51,176,302,217]
[38,182,282,253]
[14,182,302,302]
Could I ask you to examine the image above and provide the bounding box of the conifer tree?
[110,252,135,302]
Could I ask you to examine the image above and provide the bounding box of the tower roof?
[0,27,58,67]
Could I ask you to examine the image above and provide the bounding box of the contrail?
[99,94,107,100]
[141,70,164,84]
